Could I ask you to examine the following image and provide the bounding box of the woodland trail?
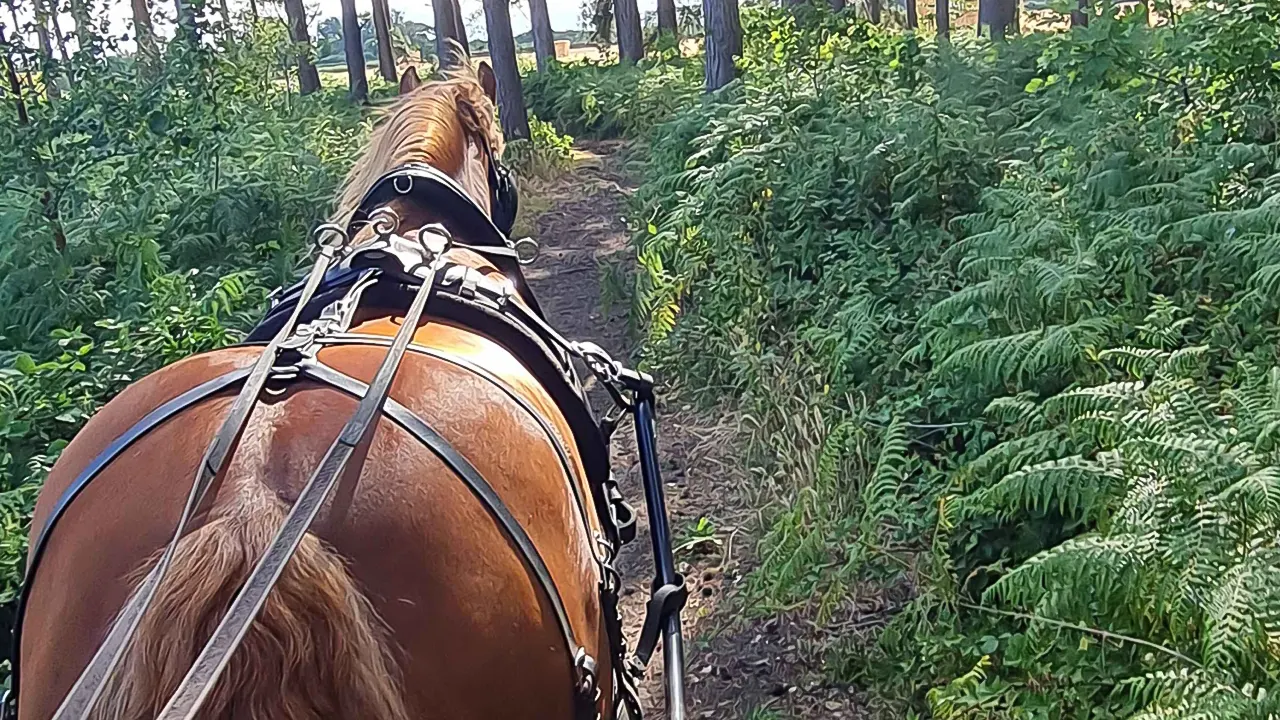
[522,142,866,720]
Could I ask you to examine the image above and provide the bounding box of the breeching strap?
[50,243,341,720]
[155,250,446,720]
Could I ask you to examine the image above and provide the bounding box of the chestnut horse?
[16,63,617,720]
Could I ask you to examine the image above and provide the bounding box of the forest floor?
[520,141,868,720]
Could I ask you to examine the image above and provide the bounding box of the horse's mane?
[333,64,504,225]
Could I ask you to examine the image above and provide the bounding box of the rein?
[6,165,691,720]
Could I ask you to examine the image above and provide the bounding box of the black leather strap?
[299,361,586,679]
[50,246,342,720]
[244,269,615,545]
[347,163,508,246]
[155,260,443,720]
[10,367,254,709]
[633,580,688,667]
[315,333,600,556]
[343,163,542,316]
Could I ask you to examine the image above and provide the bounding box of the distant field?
[315,43,611,81]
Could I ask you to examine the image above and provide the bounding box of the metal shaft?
[634,391,686,720]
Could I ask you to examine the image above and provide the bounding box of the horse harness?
[6,163,690,720]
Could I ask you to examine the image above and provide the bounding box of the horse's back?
[21,316,608,719]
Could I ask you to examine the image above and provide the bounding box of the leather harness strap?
[10,368,252,706]
[299,361,585,671]
[14,353,595,720]
[48,243,343,720]
[10,165,686,719]
[314,332,598,554]
[155,248,447,720]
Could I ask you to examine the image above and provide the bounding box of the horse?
[9,61,680,720]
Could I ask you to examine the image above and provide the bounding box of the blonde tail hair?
[90,486,410,720]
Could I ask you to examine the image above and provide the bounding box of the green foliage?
[546,1,1280,717]
[522,55,701,138]
[503,115,576,180]
[0,20,368,621]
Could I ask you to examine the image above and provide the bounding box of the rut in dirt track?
[521,141,870,720]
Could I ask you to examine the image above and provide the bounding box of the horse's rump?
[19,315,609,720]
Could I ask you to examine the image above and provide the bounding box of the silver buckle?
[513,237,540,265]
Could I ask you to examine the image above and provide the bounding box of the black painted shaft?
[634,392,686,720]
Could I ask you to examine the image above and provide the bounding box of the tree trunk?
[33,0,59,99]
[35,29,59,100]
[248,0,258,21]
[936,0,949,37]
[703,0,739,92]
[981,0,1012,39]
[283,0,320,94]
[434,0,466,67]
[482,0,530,140]
[452,0,470,55]
[50,11,70,62]
[905,0,917,28]
[131,0,159,65]
[371,0,396,81]
[868,0,881,24]
[657,0,677,37]
[1071,0,1088,26]
[529,0,555,71]
[217,0,232,33]
[614,0,643,63]
[69,0,93,49]
[0,24,28,124]
[173,0,198,43]
[340,0,367,102]
[831,0,846,11]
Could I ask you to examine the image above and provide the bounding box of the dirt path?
[521,140,737,718]
[521,142,865,720]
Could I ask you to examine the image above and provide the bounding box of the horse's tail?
[91,486,410,720]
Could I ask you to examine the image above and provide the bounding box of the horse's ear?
[399,66,421,95]
[477,61,497,102]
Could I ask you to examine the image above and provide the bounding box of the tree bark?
[173,0,197,43]
[130,0,159,64]
[482,0,530,140]
[434,0,466,67]
[0,24,28,124]
[981,0,1013,39]
[703,0,739,92]
[868,0,881,24]
[656,0,677,37]
[283,0,320,94]
[248,0,258,21]
[68,0,94,49]
[340,0,367,102]
[49,10,70,62]
[905,0,917,28]
[217,0,232,32]
[831,0,846,11]
[529,0,555,71]
[614,0,643,63]
[371,0,396,81]
[33,0,59,99]
[452,0,470,54]
[936,0,949,37]
[1071,0,1088,26]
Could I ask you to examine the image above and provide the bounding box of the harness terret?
[6,162,689,720]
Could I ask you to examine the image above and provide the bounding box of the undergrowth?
[524,2,1280,718]
[0,21,372,620]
